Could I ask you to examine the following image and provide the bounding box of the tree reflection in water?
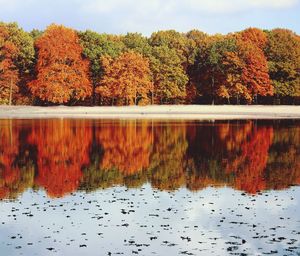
[0,119,299,199]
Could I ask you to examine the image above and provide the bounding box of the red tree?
[0,26,19,104]
[29,24,92,104]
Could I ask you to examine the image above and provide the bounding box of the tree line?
[1,22,300,105]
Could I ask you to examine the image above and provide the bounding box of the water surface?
[0,119,299,255]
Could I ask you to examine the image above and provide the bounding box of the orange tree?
[219,28,272,103]
[238,29,273,102]
[0,31,19,104]
[0,22,34,104]
[96,51,153,105]
[28,24,92,104]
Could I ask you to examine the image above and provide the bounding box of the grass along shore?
[0,105,300,119]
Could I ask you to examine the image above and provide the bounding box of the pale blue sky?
[0,0,299,35]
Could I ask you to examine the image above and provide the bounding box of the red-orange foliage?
[96,51,153,105]
[224,123,274,193]
[28,120,91,197]
[28,24,92,103]
[238,39,273,99]
[233,30,272,100]
[265,125,300,190]
[1,119,300,198]
[0,27,19,104]
[240,28,268,49]
[185,121,274,193]
[0,120,29,199]
[96,121,153,175]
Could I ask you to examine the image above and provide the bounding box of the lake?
[0,119,299,255]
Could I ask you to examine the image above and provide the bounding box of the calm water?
[0,119,299,255]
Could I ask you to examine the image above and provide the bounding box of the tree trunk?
[92,83,96,106]
[151,91,153,105]
[253,94,258,104]
[9,78,13,106]
[134,96,137,106]
[211,74,215,105]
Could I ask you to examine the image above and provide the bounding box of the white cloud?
[0,0,34,9]
[0,0,19,9]
[83,0,299,15]
[250,0,298,8]
[1,0,298,14]
[0,0,299,35]
[187,0,299,12]
[78,0,299,34]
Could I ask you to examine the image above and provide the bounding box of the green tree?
[194,36,237,104]
[0,22,35,75]
[149,30,197,71]
[79,30,125,103]
[265,29,300,99]
[30,29,44,40]
[150,45,188,103]
[123,32,152,57]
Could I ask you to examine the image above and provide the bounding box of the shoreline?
[1,105,300,119]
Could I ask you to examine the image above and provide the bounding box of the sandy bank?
[0,105,300,119]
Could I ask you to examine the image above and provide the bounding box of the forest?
[0,22,300,105]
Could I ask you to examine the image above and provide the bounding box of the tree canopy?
[265,29,300,98]
[29,24,92,104]
[96,51,153,105]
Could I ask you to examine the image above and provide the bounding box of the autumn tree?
[0,31,19,105]
[0,22,34,104]
[240,27,268,50]
[29,24,92,104]
[0,23,35,76]
[96,51,153,105]
[236,38,273,103]
[194,32,272,104]
[265,29,300,100]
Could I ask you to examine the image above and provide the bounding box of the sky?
[0,0,299,35]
